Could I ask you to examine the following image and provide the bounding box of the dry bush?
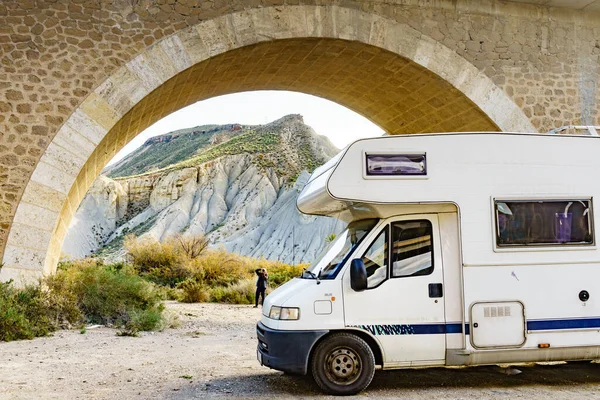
[177,279,210,303]
[252,260,306,287]
[124,235,184,273]
[125,234,212,287]
[194,249,252,287]
[175,234,209,259]
[209,278,255,304]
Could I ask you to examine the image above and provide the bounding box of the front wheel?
[310,333,375,395]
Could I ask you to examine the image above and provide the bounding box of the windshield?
[304,219,378,280]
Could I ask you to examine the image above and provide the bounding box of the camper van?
[256,132,600,395]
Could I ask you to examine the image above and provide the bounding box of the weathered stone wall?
[1,0,599,278]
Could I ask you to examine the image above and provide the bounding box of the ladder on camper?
[547,126,600,136]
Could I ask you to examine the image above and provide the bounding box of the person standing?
[254,268,268,308]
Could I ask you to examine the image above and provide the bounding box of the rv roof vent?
[547,125,600,136]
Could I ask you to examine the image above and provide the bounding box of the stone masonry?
[0,0,599,282]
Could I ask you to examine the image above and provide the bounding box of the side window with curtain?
[361,226,388,288]
[391,220,433,278]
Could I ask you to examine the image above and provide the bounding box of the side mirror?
[350,258,367,292]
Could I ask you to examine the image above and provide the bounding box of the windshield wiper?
[302,269,317,279]
[302,269,321,284]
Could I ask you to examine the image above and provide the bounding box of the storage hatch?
[470,301,526,349]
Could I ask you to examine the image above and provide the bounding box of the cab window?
[391,220,433,278]
[362,226,388,288]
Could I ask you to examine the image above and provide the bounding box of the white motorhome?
[256,132,600,395]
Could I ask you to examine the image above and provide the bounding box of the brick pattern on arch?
[0,3,572,284]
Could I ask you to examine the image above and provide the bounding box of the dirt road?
[1,302,599,399]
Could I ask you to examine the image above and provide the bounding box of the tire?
[310,333,376,396]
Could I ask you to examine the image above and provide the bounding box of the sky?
[108,90,385,165]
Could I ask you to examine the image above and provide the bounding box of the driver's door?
[343,214,446,366]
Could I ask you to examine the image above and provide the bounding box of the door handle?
[428,283,443,298]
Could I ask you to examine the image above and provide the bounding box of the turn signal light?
[538,343,550,348]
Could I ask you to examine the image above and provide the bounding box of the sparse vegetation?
[1,233,305,342]
[325,233,337,243]
[0,259,169,342]
[124,234,306,304]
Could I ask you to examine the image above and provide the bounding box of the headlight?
[268,306,299,320]
[280,307,300,320]
[269,306,281,319]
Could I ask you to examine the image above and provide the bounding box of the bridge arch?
[0,4,535,283]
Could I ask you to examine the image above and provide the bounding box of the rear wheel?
[310,333,375,395]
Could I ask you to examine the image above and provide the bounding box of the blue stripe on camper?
[527,317,600,331]
[350,317,600,336]
[349,323,465,336]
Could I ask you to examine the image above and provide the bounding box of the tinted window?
[496,200,593,246]
[362,226,388,288]
[391,220,433,277]
[366,154,426,176]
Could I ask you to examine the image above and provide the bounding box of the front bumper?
[256,321,328,375]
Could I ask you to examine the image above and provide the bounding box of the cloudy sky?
[108,90,385,165]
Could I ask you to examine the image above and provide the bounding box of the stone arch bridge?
[1,0,599,283]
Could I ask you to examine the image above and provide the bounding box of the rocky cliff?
[62,115,345,264]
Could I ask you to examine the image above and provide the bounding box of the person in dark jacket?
[254,268,268,308]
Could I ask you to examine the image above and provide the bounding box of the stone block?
[30,161,76,195]
[108,66,150,105]
[197,17,235,57]
[178,25,209,64]
[12,202,59,232]
[51,124,96,161]
[39,141,87,177]
[159,34,193,72]
[80,92,121,131]
[3,245,47,271]
[127,53,164,92]
[6,222,53,252]
[94,77,135,117]
[20,180,67,213]
[0,265,43,285]
[413,35,437,69]
[144,44,179,83]
[333,6,357,41]
[66,109,107,146]
[228,10,258,47]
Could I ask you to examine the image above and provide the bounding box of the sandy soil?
[1,302,599,399]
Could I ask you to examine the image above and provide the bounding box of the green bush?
[49,260,165,331]
[0,282,53,341]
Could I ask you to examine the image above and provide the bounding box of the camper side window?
[495,199,594,247]
[391,220,434,278]
[361,226,388,289]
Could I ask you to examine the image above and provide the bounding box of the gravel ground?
[1,301,599,399]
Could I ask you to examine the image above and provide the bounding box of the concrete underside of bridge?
[0,1,598,283]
